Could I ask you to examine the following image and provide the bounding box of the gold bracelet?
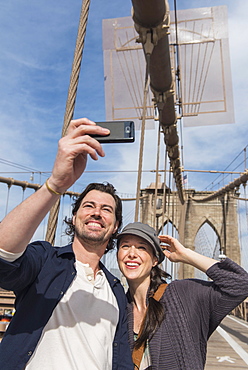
[45,179,63,196]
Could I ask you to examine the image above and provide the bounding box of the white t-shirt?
[0,249,119,370]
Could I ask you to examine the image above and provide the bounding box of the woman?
[117,222,248,370]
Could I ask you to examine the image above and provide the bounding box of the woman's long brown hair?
[134,266,171,349]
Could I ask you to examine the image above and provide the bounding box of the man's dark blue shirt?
[0,241,133,369]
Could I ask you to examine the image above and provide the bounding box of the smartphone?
[92,121,135,143]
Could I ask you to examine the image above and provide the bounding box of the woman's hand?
[159,235,187,263]
[159,235,219,272]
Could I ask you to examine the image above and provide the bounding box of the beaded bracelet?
[45,179,63,196]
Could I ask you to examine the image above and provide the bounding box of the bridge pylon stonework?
[139,181,240,279]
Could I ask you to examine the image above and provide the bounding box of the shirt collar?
[100,261,120,287]
[55,245,120,286]
[56,243,74,257]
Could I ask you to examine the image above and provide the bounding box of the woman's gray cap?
[117,222,165,264]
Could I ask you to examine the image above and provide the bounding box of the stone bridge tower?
[139,180,240,278]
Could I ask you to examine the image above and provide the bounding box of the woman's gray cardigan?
[127,258,248,370]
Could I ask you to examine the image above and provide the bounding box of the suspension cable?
[46,0,91,245]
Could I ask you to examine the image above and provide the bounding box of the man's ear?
[72,215,76,226]
[113,221,119,234]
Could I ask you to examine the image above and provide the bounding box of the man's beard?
[74,224,110,245]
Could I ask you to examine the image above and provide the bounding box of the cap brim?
[117,229,165,263]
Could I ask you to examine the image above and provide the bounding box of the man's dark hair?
[64,182,122,253]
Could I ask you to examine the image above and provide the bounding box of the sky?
[0,0,248,237]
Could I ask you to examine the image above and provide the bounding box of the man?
[0,118,133,369]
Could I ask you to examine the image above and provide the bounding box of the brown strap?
[153,283,168,301]
[132,283,168,369]
[132,342,146,369]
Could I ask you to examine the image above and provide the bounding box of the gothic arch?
[158,219,178,236]
[194,219,221,260]
[194,218,221,251]
[139,187,240,278]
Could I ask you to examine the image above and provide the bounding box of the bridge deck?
[206,315,248,369]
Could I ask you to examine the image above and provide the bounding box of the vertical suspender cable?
[166,169,172,235]
[221,194,227,255]
[237,197,243,264]
[173,0,185,177]
[161,149,168,234]
[153,122,162,230]
[134,61,150,222]
[243,185,248,242]
[5,185,11,216]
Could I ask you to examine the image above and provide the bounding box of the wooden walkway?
[206,315,248,369]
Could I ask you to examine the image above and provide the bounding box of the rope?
[62,0,91,136]
[46,0,91,245]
